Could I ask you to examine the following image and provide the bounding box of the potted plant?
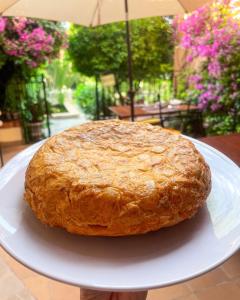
[24,98,45,142]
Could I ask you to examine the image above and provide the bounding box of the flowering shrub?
[174,0,240,116]
[0,17,67,111]
[0,17,67,69]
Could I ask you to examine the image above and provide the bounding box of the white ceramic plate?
[0,139,240,291]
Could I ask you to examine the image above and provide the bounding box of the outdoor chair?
[161,110,182,130]
[136,94,164,126]
[158,99,205,137]
[137,117,162,125]
[180,100,205,137]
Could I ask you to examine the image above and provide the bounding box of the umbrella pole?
[124,0,135,121]
[95,75,100,120]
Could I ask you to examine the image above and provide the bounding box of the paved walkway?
[49,114,88,136]
[46,100,89,136]
[0,255,35,300]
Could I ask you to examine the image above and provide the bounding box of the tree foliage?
[45,53,81,90]
[68,17,173,84]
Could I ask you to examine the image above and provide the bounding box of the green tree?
[68,17,173,102]
[44,51,84,110]
[45,52,81,90]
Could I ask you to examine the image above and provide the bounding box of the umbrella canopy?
[0,0,210,121]
[1,0,210,27]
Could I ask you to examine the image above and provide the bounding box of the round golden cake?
[25,120,211,236]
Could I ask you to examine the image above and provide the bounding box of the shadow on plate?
[20,202,210,266]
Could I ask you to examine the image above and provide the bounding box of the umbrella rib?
[177,0,188,13]
[0,0,21,15]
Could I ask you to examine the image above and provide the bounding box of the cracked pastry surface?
[24,120,211,236]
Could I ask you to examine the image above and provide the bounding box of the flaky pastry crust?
[25,121,211,236]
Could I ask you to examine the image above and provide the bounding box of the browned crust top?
[25,121,211,236]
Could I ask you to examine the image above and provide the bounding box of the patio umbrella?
[0,0,211,121]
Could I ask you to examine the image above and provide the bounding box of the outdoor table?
[109,104,199,120]
[199,133,240,166]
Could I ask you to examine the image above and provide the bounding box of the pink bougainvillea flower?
[196,83,204,90]
[210,103,222,112]
[188,74,202,84]
[46,36,54,45]
[32,43,44,51]
[208,61,221,78]
[26,61,38,68]
[12,17,27,32]
[31,27,46,40]
[5,50,18,56]
[0,16,67,69]
[20,32,29,42]
[0,18,6,33]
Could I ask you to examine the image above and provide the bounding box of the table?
[199,133,240,166]
[109,104,198,119]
